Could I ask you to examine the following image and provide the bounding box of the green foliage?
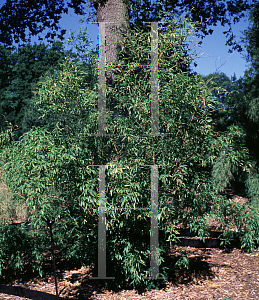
[208,1,259,203]
[174,248,189,270]
[244,0,259,68]
[0,221,47,280]
[198,3,259,254]
[0,176,28,224]
[230,71,259,162]
[0,125,99,275]
[0,16,258,290]
[201,77,259,247]
[233,1,259,163]
[213,195,259,252]
[245,165,259,208]
[201,72,239,131]
[0,0,69,45]
[0,41,67,136]
[211,125,250,193]
[201,74,259,197]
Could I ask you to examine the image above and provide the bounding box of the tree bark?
[93,0,130,74]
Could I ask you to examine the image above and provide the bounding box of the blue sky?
[58,6,251,79]
[192,17,251,79]
[0,1,252,79]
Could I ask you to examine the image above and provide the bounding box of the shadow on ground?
[0,245,237,299]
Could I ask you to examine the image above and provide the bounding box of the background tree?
[235,0,259,207]
[201,73,248,195]
[202,72,238,132]
[239,0,259,161]
[0,41,68,137]
[200,1,259,206]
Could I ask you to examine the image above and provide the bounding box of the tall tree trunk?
[93,0,130,80]
[93,0,130,136]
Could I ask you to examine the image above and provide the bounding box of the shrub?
[0,15,258,289]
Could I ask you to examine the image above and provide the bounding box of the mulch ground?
[0,246,258,300]
[1,192,258,299]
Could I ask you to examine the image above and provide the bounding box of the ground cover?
[0,245,258,300]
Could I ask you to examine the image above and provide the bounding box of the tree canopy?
[199,1,259,207]
[0,0,253,52]
[0,41,68,136]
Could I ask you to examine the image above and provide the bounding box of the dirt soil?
[1,192,258,299]
[0,245,258,300]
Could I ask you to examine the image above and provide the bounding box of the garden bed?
[0,246,258,299]
[1,193,258,299]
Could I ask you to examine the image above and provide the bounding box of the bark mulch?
[1,192,258,299]
[0,246,258,300]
